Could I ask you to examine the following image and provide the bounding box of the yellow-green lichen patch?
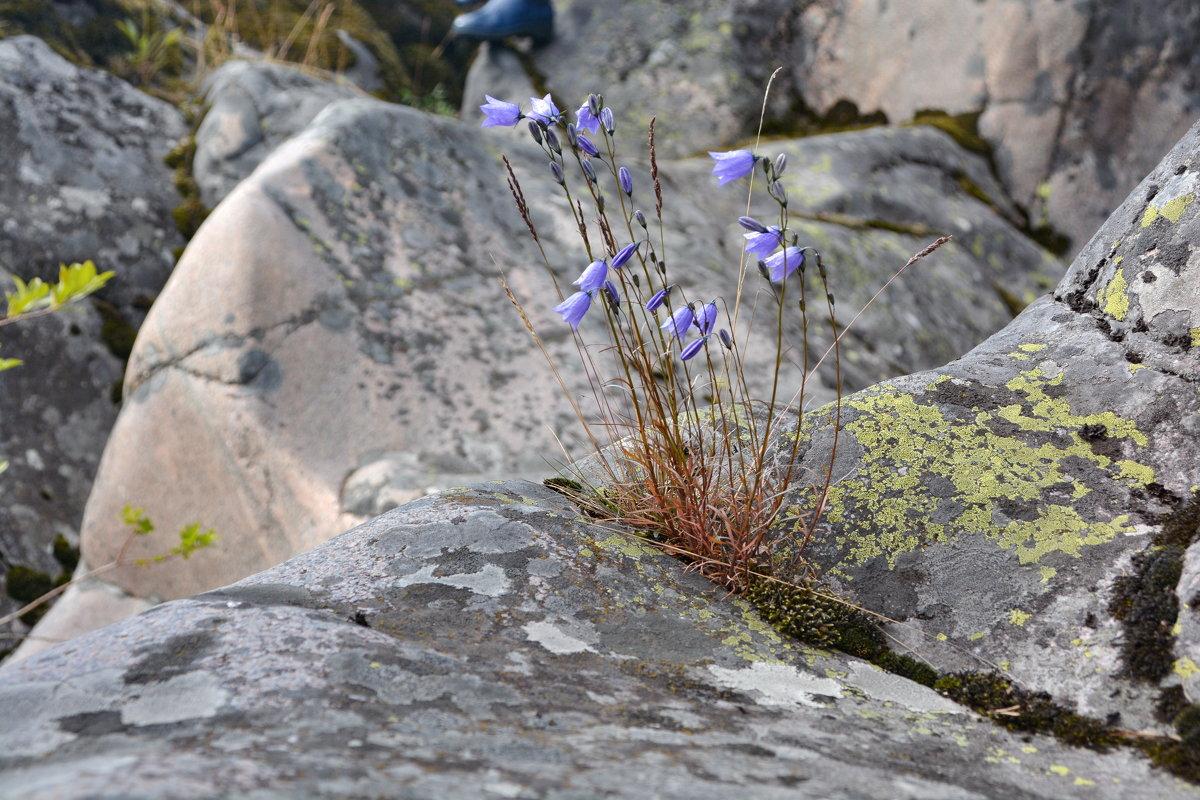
[1141,193,1195,227]
[1192,327,1200,348]
[594,533,661,560]
[1008,609,1032,627]
[1099,267,1130,320]
[817,372,1153,575]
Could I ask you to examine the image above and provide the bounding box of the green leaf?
[0,343,22,372]
[5,274,50,318]
[173,523,218,559]
[51,261,115,308]
[119,504,155,535]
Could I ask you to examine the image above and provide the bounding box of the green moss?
[92,297,137,361]
[53,534,79,574]
[1108,492,1200,682]
[760,97,888,139]
[543,476,583,495]
[907,109,989,155]
[4,564,54,625]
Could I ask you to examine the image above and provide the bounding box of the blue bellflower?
[680,336,707,361]
[480,95,521,128]
[573,260,608,292]
[708,150,756,185]
[576,104,601,135]
[528,94,561,125]
[763,246,804,282]
[611,241,640,270]
[744,227,783,260]
[695,302,719,335]
[661,305,695,340]
[618,167,633,196]
[646,285,673,312]
[577,134,600,157]
[554,291,591,330]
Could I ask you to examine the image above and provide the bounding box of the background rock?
[0,482,1190,800]
[59,66,1056,638]
[466,0,1200,254]
[774,118,1200,732]
[0,35,184,650]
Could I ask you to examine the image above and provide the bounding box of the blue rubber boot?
[452,0,554,45]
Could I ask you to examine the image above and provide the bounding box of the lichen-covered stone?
[771,117,1200,732]
[0,482,1189,799]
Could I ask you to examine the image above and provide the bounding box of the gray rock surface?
[773,117,1200,731]
[0,35,185,645]
[63,64,1055,641]
[0,481,1191,799]
[467,0,1200,253]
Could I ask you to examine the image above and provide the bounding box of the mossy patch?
[164,134,208,243]
[4,564,55,625]
[1107,491,1200,682]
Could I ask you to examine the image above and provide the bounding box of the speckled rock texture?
[59,59,1056,645]
[774,118,1200,732]
[466,0,1200,252]
[0,36,184,643]
[0,482,1192,800]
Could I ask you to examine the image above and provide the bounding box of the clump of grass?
[486,87,947,593]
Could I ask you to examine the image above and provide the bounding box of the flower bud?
[588,93,601,116]
[618,166,633,196]
[718,329,733,350]
[544,128,562,155]
[550,161,564,184]
[601,107,615,134]
[774,153,787,177]
[603,279,620,311]
[596,192,605,213]
[611,240,641,269]
[527,120,543,145]
[577,134,600,157]
[566,123,579,147]
[634,209,647,228]
[581,158,597,184]
[738,216,768,233]
[770,180,787,207]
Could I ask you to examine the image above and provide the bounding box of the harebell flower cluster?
[484,92,844,590]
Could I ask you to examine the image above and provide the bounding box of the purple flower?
[600,107,615,134]
[602,279,620,310]
[680,336,707,361]
[611,241,640,270]
[718,329,733,350]
[480,95,521,128]
[554,291,592,329]
[661,305,695,340]
[576,103,601,135]
[708,150,756,185]
[694,302,718,335]
[577,134,600,157]
[646,285,673,312]
[618,167,633,195]
[763,246,804,281]
[743,226,783,260]
[528,94,561,125]
[738,216,767,233]
[573,259,608,292]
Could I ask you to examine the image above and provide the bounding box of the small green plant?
[113,12,184,88]
[0,505,217,636]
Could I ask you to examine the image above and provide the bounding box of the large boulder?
[0,35,185,648]
[776,118,1200,732]
[0,481,1191,799]
[52,63,1054,654]
[464,0,1200,252]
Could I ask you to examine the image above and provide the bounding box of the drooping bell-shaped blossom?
[738,216,767,233]
[708,150,756,185]
[576,103,601,135]
[743,226,783,260]
[611,241,640,270]
[694,302,719,335]
[480,95,521,128]
[573,260,608,292]
[680,336,707,362]
[528,94,561,125]
[577,134,600,157]
[554,291,592,330]
[646,285,673,312]
[763,246,804,282]
[661,304,695,340]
